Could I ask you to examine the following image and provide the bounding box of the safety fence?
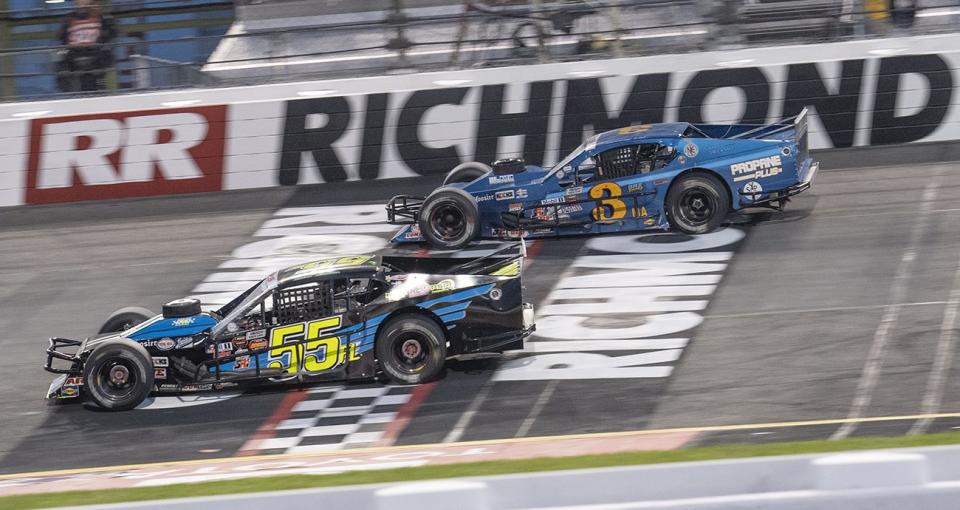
[3,0,960,100]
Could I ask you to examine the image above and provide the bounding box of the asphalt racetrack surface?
[2,163,960,474]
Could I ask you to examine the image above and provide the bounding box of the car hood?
[463,165,550,192]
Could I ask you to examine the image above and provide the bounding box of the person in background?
[889,0,918,32]
[863,0,892,35]
[58,0,116,92]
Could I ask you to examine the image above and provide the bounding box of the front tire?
[83,338,154,411]
[418,187,479,250]
[443,162,491,185]
[376,314,447,384]
[665,172,730,235]
[98,307,155,334]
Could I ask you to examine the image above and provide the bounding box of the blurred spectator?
[57,0,116,92]
[864,0,891,35]
[890,0,918,31]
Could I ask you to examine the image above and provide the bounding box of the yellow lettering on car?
[590,182,627,221]
[268,315,344,375]
[303,316,343,372]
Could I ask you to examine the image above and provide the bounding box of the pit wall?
[2,33,960,207]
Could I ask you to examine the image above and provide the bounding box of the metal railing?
[2,0,960,101]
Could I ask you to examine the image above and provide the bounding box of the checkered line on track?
[253,384,414,454]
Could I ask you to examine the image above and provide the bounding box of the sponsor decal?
[245,329,266,341]
[626,183,643,193]
[205,343,216,354]
[541,196,569,205]
[181,383,214,392]
[653,179,668,185]
[489,174,515,184]
[678,156,686,164]
[565,186,584,196]
[508,202,523,212]
[730,155,783,182]
[516,188,529,199]
[171,317,195,327]
[217,342,234,356]
[644,218,656,225]
[61,386,79,398]
[406,224,422,239]
[430,279,456,294]
[743,181,764,195]
[154,367,167,379]
[476,194,495,202]
[232,336,248,350]
[157,337,176,351]
[618,124,651,135]
[158,384,179,392]
[235,355,251,370]
[683,143,699,158]
[533,228,555,234]
[248,339,268,351]
[533,207,555,221]
[495,190,515,201]
[557,204,583,216]
[175,336,196,348]
[25,106,227,205]
[152,357,169,367]
[65,377,84,385]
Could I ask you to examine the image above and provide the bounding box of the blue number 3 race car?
[387,109,819,250]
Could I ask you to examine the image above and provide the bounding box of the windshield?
[549,134,597,176]
[211,272,278,338]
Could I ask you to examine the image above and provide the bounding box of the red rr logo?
[25,106,227,204]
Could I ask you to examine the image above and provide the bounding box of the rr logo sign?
[25,106,227,204]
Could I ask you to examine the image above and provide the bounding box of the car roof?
[277,255,380,286]
[594,123,690,150]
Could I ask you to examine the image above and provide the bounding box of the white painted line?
[515,380,559,438]
[335,387,390,399]
[360,412,398,424]
[255,437,302,450]
[443,378,496,443]
[706,301,949,319]
[832,180,940,440]
[374,394,413,406]
[292,399,334,413]
[300,424,362,437]
[276,418,317,430]
[909,260,960,435]
[318,405,375,417]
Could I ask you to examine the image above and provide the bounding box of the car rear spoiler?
[728,107,809,142]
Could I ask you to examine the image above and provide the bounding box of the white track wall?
[2,33,960,207]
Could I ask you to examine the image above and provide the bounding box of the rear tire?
[83,338,154,411]
[418,187,480,250]
[443,162,491,185]
[665,172,730,235]
[98,307,154,334]
[376,314,447,384]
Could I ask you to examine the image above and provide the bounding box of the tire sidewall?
[443,162,491,185]
[418,188,479,250]
[98,307,154,334]
[666,173,730,235]
[83,340,154,411]
[376,315,446,384]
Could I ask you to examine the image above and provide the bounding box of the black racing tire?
[665,172,730,235]
[443,162,491,185]
[376,313,447,385]
[162,298,201,319]
[418,187,480,250]
[98,307,155,334]
[82,338,154,411]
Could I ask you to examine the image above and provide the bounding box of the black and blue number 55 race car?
[387,109,818,249]
[45,251,534,411]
